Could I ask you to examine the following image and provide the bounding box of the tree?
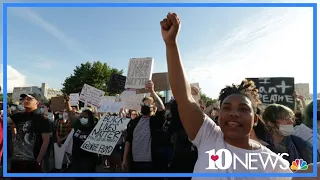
[0,93,12,103]
[200,92,218,107]
[61,61,123,96]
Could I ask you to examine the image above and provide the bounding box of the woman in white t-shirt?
[160,12,292,180]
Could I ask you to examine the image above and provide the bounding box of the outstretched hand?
[160,12,181,45]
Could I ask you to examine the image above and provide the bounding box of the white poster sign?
[120,90,149,110]
[69,93,79,106]
[79,84,105,108]
[54,129,74,169]
[125,57,154,89]
[80,115,130,155]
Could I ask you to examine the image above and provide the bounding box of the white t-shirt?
[191,116,293,180]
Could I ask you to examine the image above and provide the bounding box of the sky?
[0,0,319,99]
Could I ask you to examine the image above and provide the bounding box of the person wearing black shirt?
[68,109,97,180]
[7,94,51,174]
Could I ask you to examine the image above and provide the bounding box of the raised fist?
[160,12,181,45]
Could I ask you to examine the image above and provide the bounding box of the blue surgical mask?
[39,108,44,114]
[58,114,63,119]
[11,106,16,111]
[48,113,54,122]
[17,105,24,111]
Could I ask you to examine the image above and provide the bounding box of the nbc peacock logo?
[290,159,308,171]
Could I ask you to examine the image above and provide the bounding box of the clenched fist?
[160,12,181,45]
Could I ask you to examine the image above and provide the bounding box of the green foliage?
[200,92,218,107]
[0,93,12,103]
[61,61,123,96]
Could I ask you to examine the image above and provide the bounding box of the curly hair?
[218,79,261,112]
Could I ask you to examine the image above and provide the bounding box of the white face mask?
[63,113,69,120]
[279,124,294,136]
[80,117,88,125]
[17,105,24,111]
[11,106,16,111]
[165,110,170,115]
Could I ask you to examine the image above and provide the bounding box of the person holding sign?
[66,102,98,179]
[160,12,292,179]
[122,80,166,179]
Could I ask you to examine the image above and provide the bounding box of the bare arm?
[7,117,13,126]
[151,91,165,111]
[65,98,76,122]
[36,133,50,163]
[161,14,204,140]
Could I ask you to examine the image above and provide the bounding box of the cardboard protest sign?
[135,72,170,94]
[69,93,79,106]
[79,84,105,108]
[98,96,124,113]
[80,115,130,156]
[51,96,65,112]
[293,124,320,152]
[125,57,154,89]
[246,77,295,110]
[107,74,126,93]
[152,72,170,91]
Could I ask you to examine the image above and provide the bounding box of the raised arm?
[160,13,204,140]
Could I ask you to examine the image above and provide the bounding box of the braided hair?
[218,79,261,113]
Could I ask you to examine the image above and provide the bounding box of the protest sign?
[80,115,130,156]
[152,72,170,91]
[125,57,154,89]
[120,90,149,110]
[54,128,74,169]
[69,93,79,106]
[51,96,65,112]
[191,83,201,105]
[79,84,105,108]
[107,74,126,93]
[246,77,295,110]
[293,124,320,152]
[98,96,124,113]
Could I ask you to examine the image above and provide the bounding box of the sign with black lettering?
[246,77,295,110]
[80,115,130,155]
[107,74,126,93]
[125,57,154,89]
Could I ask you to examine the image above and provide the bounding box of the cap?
[20,94,36,100]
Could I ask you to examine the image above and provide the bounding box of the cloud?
[184,7,314,98]
[0,65,27,93]
[9,8,95,60]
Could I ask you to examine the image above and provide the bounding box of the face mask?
[80,117,88,125]
[279,124,294,136]
[165,110,170,116]
[141,105,151,115]
[17,105,24,111]
[11,106,16,111]
[39,108,44,114]
[58,114,63,119]
[47,113,54,122]
[63,113,68,120]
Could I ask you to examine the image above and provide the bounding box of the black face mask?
[141,105,151,115]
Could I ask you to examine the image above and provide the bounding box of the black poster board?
[246,77,295,110]
[107,74,126,94]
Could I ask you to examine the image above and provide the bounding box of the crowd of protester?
[0,12,319,180]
